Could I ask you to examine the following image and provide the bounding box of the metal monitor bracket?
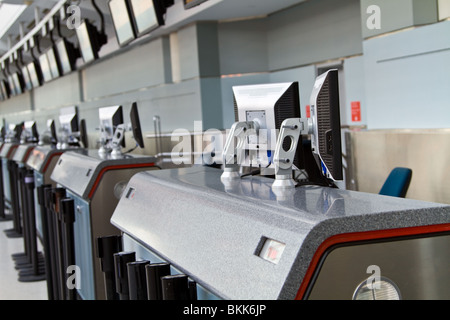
[272,118,310,189]
[221,121,259,181]
[111,124,126,158]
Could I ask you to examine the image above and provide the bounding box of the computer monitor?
[23,121,39,143]
[1,80,10,99]
[309,69,343,182]
[99,105,125,150]
[59,106,79,136]
[55,38,79,75]
[47,119,58,145]
[47,47,61,80]
[109,0,136,46]
[27,61,43,88]
[130,102,145,149]
[79,119,89,149]
[21,66,33,91]
[232,69,343,185]
[233,82,301,169]
[76,20,106,64]
[12,73,24,96]
[39,53,53,83]
[128,0,166,37]
[183,0,208,9]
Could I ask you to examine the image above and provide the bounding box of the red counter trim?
[295,223,450,300]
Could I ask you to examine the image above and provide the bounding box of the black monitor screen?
[76,20,97,64]
[129,0,164,37]
[1,80,10,99]
[109,0,136,46]
[130,102,145,148]
[47,47,61,79]
[56,38,76,75]
[7,75,16,96]
[12,73,23,95]
[39,53,53,83]
[27,62,42,88]
[22,66,33,91]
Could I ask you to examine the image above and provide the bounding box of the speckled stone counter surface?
[51,149,157,199]
[111,166,450,300]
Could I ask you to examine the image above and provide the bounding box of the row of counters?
[1,141,450,300]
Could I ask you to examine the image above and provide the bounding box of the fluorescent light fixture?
[0,2,28,39]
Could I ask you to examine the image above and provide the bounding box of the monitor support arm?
[272,118,310,189]
[111,124,126,158]
[221,121,258,181]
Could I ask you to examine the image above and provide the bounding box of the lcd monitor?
[59,106,79,135]
[1,80,10,99]
[232,69,343,185]
[23,121,39,143]
[39,53,53,83]
[21,66,33,91]
[233,82,302,169]
[76,20,106,64]
[309,69,343,181]
[128,0,165,37]
[27,61,43,88]
[99,105,125,150]
[55,38,79,75]
[12,73,24,96]
[130,102,144,149]
[109,0,136,46]
[47,47,61,80]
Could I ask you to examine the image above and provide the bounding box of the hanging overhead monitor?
[109,0,137,46]
[21,66,33,91]
[27,61,43,89]
[183,0,208,9]
[76,20,105,64]
[128,0,166,37]
[55,38,79,75]
[39,53,53,83]
[12,73,24,96]
[1,80,10,99]
[47,47,62,79]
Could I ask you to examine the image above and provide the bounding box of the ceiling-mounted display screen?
[21,66,32,91]
[109,0,136,46]
[183,0,208,9]
[56,38,78,75]
[47,47,61,80]
[12,73,23,95]
[129,0,164,37]
[39,53,53,83]
[76,20,99,64]
[27,62,42,89]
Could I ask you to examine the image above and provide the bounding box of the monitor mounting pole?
[272,118,310,189]
[221,121,258,181]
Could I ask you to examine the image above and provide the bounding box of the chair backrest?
[379,167,413,198]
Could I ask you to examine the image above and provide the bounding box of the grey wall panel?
[83,38,171,101]
[267,0,363,71]
[364,21,450,130]
[34,72,81,111]
[218,18,268,75]
[177,24,200,81]
[0,91,31,115]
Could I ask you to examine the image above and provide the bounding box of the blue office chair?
[379,167,413,198]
